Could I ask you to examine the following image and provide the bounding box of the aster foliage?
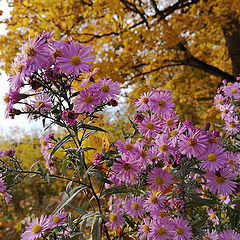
[1,33,240,240]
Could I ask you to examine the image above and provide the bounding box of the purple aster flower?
[115,139,137,155]
[134,141,150,170]
[149,217,174,240]
[138,114,162,138]
[225,116,240,134]
[207,209,219,225]
[169,123,185,147]
[134,92,153,112]
[106,211,125,230]
[74,87,101,113]
[149,208,170,219]
[160,110,179,132]
[21,215,51,240]
[31,94,53,114]
[49,40,68,60]
[202,230,219,240]
[149,90,175,116]
[205,169,238,195]
[143,192,166,212]
[214,94,229,109]
[206,130,220,147]
[113,199,125,213]
[62,110,78,126]
[199,145,227,172]
[92,78,120,101]
[125,197,145,218]
[219,229,240,240]
[112,153,140,184]
[0,177,12,203]
[226,151,239,171]
[219,195,230,204]
[49,212,67,228]
[147,167,174,192]
[56,40,94,75]
[223,82,240,99]
[138,218,151,240]
[220,104,235,120]
[3,147,16,157]
[171,217,193,240]
[168,198,184,211]
[147,146,162,164]
[178,129,208,158]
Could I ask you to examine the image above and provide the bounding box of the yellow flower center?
[159,210,168,217]
[203,237,211,240]
[157,227,167,236]
[150,196,158,204]
[146,122,155,130]
[31,224,42,233]
[109,213,118,222]
[188,138,197,147]
[228,159,235,165]
[131,202,140,210]
[209,213,216,219]
[26,47,36,58]
[35,100,44,109]
[207,153,217,162]
[143,225,150,234]
[100,84,110,93]
[170,129,178,137]
[217,100,222,104]
[176,227,184,235]
[166,119,174,126]
[84,96,93,104]
[123,163,131,171]
[53,49,63,58]
[140,150,147,158]
[231,88,237,94]
[159,144,168,152]
[158,100,166,107]
[117,203,123,208]
[215,176,225,184]
[220,195,227,200]
[155,176,163,185]
[70,56,81,65]
[3,95,10,103]
[142,97,149,104]
[229,122,236,128]
[125,143,133,151]
[209,137,217,144]
[41,140,47,147]
[53,216,62,223]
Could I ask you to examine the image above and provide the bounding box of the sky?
[0,0,42,136]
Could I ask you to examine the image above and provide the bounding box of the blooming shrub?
[1,32,240,239]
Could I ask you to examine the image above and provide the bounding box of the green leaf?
[91,216,102,240]
[77,123,107,133]
[100,186,130,197]
[50,133,74,158]
[53,185,87,215]
[88,169,112,184]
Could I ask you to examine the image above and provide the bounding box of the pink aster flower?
[206,130,220,147]
[31,94,53,114]
[171,217,193,240]
[202,230,219,240]
[115,139,137,155]
[223,82,240,99]
[138,217,151,240]
[74,87,101,113]
[219,195,230,204]
[92,78,120,101]
[205,169,238,195]
[169,123,185,147]
[3,147,16,157]
[214,94,229,109]
[149,90,175,116]
[149,208,170,219]
[207,209,219,225]
[143,192,166,212]
[106,211,125,230]
[199,145,227,172]
[220,104,235,120]
[49,212,67,228]
[62,110,78,126]
[113,199,125,213]
[134,141,150,170]
[219,229,240,240]
[149,217,174,240]
[112,153,140,184]
[178,129,209,158]
[138,114,162,138]
[147,167,174,192]
[147,146,162,164]
[0,177,12,203]
[125,197,145,218]
[160,110,179,132]
[56,40,94,75]
[226,151,239,171]
[134,92,153,112]
[225,116,240,134]
[21,215,51,240]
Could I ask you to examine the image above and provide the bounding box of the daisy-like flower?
[21,215,51,240]
[143,192,166,212]
[138,218,151,240]
[3,147,16,157]
[31,94,53,114]
[223,82,240,99]
[50,212,67,228]
[226,151,239,171]
[219,229,240,240]
[149,90,175,117]
[169,123,185,147]
[106,211,125,230]
[113,199,125,213]
[147,146,162,164]
[179,129,209,158]
[206,130,220,147]
[0,177,12,203]
[225,116,240,134]
[207,209,219,225]
[199,145,227,172]
[62,110,78,126]
[112,154,140,183]
[220,104,235,120]
[134,141,150,170]
[149,208,170,219]
[214,94,228,109]
[154,134,174,164]
[138,114,162,138]
[202,230,219,240]
[147,167,174,192]
[74,87,101,113]
[160,110,179,132]
[149,218,173,240]
[115,139,137,155]
[205,169,238,195]
[125,197,145,218]
[92,78,120,101]
[171,217,193,240]
[134,92,153,112]
[219,195,230,204]
[56,40,94,75]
